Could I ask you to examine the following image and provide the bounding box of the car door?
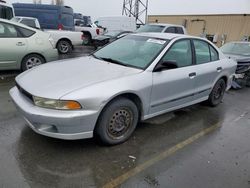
[192,39,221,99]
[150,39,197,115]
[0,21,27,69]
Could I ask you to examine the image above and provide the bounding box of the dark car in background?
[13,3,74,31]
[93,30,132,48]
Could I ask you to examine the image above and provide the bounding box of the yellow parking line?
[103,123,221,188]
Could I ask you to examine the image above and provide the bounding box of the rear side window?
[0,22,18,38]
[193,40,211,64]
[61,14,74,27]
[162,40,192,68]
[209,45,219,61]
[165,27,175,33]
[176,27,184,34]
[20,19,36,29]
[17,26,35,37]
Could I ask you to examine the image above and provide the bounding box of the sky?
[9,0,250,21]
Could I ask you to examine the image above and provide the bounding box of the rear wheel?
[57,40,72,54]
[82,33,91,45]
[95,98,139,145]
[207,79,226,107]
[21,54,45,71]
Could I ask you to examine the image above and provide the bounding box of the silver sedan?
[10,33,237,145]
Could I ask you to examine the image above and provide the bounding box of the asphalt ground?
[0,46,249,188]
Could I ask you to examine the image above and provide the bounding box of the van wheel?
[21,54,45,71]
[95,98,139,145]
[82,33,91,45]
[57,40,72,54]
[207,79,226,107]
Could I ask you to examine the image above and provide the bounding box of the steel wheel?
[207,79,226,107]
[95,97,139,145]
[107,108,134,140]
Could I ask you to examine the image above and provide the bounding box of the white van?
[0,0,14,20]
[95,16,137,32]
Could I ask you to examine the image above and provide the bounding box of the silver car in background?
[10,33,237,145]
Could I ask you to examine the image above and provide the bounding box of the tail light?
[58,24,63,30]
[48,35,56,48]
[96,28,100,35]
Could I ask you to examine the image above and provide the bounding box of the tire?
[82,33,91,45]
[207,79,226,107]
[57,40,72,54]
[21,54,45,71]
[95,97,139,145]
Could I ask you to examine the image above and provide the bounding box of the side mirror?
[154,60,178,72]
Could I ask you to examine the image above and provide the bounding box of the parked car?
[0,0,14,20]
[0,18,58,71]
[11,16,83,54]
[11,16,41,29]
[220,41,250,88]
[10,33,236,145]
[74,13,104,45]
[13,3,74,31]
[95,16,136,32]
[92,30,133,48]
[137,23,187,34]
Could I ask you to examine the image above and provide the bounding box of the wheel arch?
[56,38,73,48]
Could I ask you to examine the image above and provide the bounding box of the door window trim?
[191,39,219,65]
[153,38,195,72]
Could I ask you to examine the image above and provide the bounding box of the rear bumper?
[10,87,99,140]
[43,49,58,62]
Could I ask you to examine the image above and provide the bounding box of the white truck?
[74,13,104,45]
[95,16,137,32]
[12,16,83,54]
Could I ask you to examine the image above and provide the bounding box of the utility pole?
[122,0,148,25]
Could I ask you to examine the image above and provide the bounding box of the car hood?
[16,56,142,99]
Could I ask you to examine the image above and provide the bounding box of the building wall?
[148,14,250,46]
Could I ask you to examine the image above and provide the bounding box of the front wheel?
[207,79,226,107]
[95,98,139,145]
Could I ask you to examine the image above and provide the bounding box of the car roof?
[146,23,184,27]
[132,32,202,41]
[226,41,250,44]
[0,18,37,31]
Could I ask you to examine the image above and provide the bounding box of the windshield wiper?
[99,57,129,67]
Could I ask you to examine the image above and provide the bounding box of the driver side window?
[162,40,192,68]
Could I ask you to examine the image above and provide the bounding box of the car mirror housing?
[154,60,178,72]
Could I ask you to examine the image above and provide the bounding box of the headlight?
[33,96,82,110]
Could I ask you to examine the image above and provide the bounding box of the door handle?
[217,67,222,72]
[189,72,196,79]
[16,42,25,46]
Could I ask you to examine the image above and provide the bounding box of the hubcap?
[107,108,133,139]
[59,42,69,53]
[26,57,42,69]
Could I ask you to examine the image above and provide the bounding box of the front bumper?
[9,87,99,140]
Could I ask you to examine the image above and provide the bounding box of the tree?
[33,0,42,4]
[54,0,64,5]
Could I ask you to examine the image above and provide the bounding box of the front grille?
[16,82,34,102]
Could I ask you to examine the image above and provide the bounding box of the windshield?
[136,25,165,33]
[93,35,168,69]
[220,42,250,56]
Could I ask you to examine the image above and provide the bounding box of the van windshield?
[0,6,14,19]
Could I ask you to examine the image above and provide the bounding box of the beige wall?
[148,14,250,46]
